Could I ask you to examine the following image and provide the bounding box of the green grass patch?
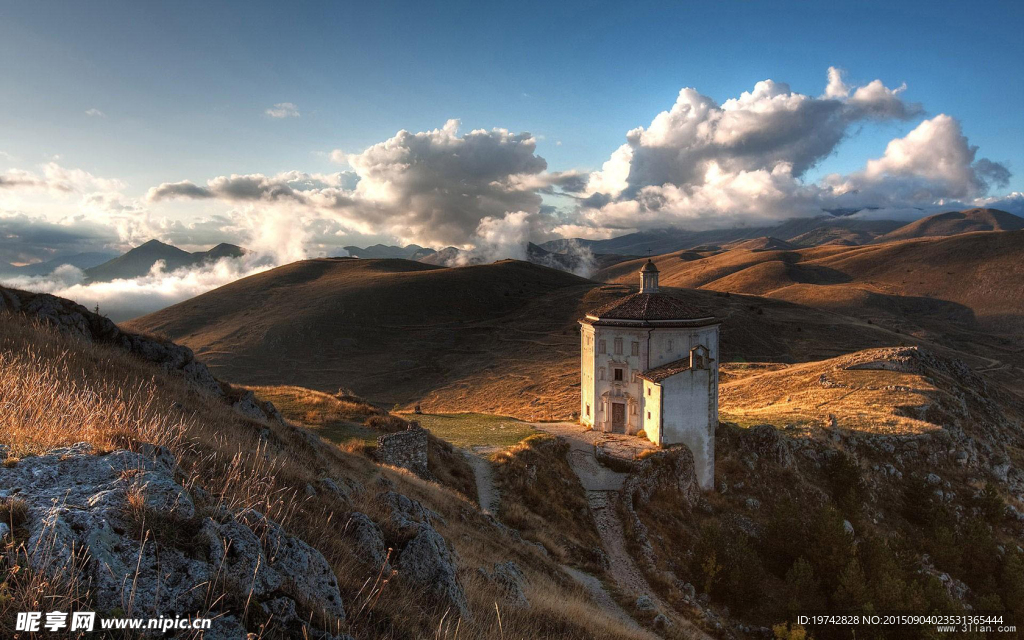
[397,412,535,448]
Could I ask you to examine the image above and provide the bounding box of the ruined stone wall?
[376,424,431,479]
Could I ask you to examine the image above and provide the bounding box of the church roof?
[640,259,659,273]
[581,291,716,327]
[638,357,693,382]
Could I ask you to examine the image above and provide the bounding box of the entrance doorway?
[611,402,625,433]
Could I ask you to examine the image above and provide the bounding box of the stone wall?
[376,423,431,479]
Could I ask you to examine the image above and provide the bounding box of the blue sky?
[0,0,1022,274]
[2,0,1021,190]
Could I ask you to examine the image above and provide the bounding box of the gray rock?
[843,520,855,536]
[0,442,345,636]
[0,522,9,541]
[635,594,656,612]
[653,613,672,629]
[375,490,440,533]
[233,390,269,422]
[397,523,469,619]
[745,497,761,511]
[344,512,390,573]
[200,517,282,598]
[237,509,346,620]
[261,595,299,626]
[927,473,942,486]
[490,561,529,608]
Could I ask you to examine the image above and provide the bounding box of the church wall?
[642,380,662,443]
[580,324,596,427]
[587,325,648,434]
[659,369,715,489]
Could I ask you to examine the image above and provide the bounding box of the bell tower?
[640,259,659,293]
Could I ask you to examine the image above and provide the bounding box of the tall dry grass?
[0,313,657,639]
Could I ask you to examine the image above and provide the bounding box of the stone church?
[579,260,719,489]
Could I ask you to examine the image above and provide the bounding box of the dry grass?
[0,312,651,639]
[491,435,605,572]
[719,352,949,435]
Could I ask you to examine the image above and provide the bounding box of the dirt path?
[464,448,500,515]
[534,422,713,640]
[562,566,658,638]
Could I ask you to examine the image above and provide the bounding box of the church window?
[647,387,651,396]
[586,404,590,417]
[614,337,623,355]
[614,368,623,381]
[599,368,605,380]
[647,411,651,420]
[667,339,674,352]
[598,340,606,354]
[631,341,639,356]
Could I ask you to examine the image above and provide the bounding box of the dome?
[640,259,659,273]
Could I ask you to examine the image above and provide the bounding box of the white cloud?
[575,68,1006,235]
[85,108,105,117]
[0,255,277,322]
[265,102,300,118]
[328,149,348,164]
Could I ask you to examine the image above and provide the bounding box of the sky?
[0,0,1022,315]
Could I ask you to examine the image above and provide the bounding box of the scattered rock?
[489,561,529,608]
[635,594,656,612]
[745,497,761,511]
[927,473,942,486]
[843,520,855,536]
[653,613,672,629]
[0,522,9,541]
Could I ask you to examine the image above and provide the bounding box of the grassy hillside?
[0,307,654,640]
[127,257,915,420]
[597,231,1024,395]
[876,208,1024,243]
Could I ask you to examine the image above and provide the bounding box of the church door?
[611,402,625,433]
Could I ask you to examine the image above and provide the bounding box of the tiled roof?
[584,292,713,324]
[639,357,693,382]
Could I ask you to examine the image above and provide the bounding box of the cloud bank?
[1,67,1016,311]
[0,255,276,321]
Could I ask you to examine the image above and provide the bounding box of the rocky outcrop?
[620,447,701,567]
[739,424,793,468]
[0,443,345,638]
[0,285,281,423]
[375,423,431,479]
[481,561,529,608]
[375,489,469,619]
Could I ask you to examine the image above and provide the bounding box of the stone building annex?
[580,259,720,489]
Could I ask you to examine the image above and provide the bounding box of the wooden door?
[611,402,625,433]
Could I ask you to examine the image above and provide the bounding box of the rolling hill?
[596,230,1024,394]
[875,207,1024,242]
[127,257,928,419]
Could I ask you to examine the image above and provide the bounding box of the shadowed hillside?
[127,257,927,420]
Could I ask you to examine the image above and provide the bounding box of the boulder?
[397,524,469,619]
[635,594,656,612]
[488,561,529,608]
[344,512,391,573]
[237,509,346,620]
